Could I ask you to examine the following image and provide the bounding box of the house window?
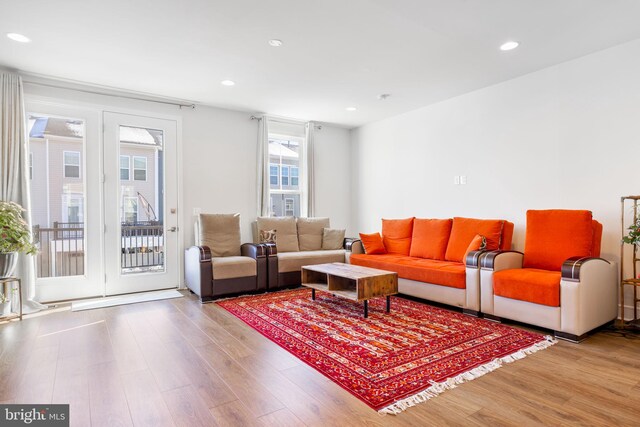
[269,164,279,186]
[281,165,289,186]
[29,152,33,180]
[123,197,138,223]
[285,198,294,216]
[62,193,84,223]
[120,155,130,180]
[133,156,147,181]
[63,151,80,178]
[291,166,299,187]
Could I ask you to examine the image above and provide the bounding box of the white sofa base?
[494,296,561,330]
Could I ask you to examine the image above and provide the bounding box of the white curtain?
[256,115,270,217]
[304,122,315,217]
[0,73,47,314]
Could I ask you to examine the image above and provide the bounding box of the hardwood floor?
[1,291,639,426]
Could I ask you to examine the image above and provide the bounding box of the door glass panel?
[118,125,164,274]
[28,114,86,278]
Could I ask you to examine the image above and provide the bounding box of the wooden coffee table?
[301,262,398,318]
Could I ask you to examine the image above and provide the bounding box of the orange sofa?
[350,217,514,313]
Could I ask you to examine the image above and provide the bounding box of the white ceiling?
[2,0,640,128]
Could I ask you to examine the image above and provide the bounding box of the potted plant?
[0,292,11,316]
[0,201,37,279]
[622,217,640,246]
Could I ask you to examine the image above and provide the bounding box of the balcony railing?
[33,222,164,278]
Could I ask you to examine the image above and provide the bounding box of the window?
[285,198,294,216]
[62,193,84,223]
[123,197,138,223]
[269,164,279,186]
[64,151,80,178]
[133,156,147,181]
[120,155,130,180]
[267,132,305,217]
[29,152,33,180]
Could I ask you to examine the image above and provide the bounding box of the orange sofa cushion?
[445,217,504,262]
[350,253,466,289]
[409,218,452,260]
[523,210,594,271]
[494,268,561,307]
[359,232,387,255]
[501,221,514,250]
[382,218,415,256]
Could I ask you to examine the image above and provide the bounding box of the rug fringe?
[378,335,557,415]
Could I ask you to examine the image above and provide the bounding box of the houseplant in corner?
[0,201,37,279]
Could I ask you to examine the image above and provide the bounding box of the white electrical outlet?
[454,176,460,185]
[460,175,467,185]
[193,207,202,216]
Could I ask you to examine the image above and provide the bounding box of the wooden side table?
[0,277,22,321]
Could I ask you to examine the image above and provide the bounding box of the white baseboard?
[622,303,640,321]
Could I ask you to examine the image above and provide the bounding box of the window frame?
[63,150,81,179]
[123,196,138,224]
[267,134,305,217]
[120,155,131,181]
[132,156,147,181]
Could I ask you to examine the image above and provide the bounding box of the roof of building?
[269,141,298,158]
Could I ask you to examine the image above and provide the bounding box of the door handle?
[168,226,177,232]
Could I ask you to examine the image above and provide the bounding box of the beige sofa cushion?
[322,228,345,250]
[211,256,256,280]
[277,249,346,273]
[257,216,299,252]
[199,213,241,257]
[297,217,330,251]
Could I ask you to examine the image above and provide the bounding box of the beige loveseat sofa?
[254,217,363,289]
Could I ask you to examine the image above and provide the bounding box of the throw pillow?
[381,217,415,255]
[359,232,387,255]
[259,229,277,245]
[322,228,345,250]
[463,234,487,263]
[257,216,299,252]
[297,217,330,251]
[444,217,504,262]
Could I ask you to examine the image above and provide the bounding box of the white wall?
[21,80,351,286]
[351,39,640,314]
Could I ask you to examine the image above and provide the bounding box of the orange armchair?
[479,210,617,342]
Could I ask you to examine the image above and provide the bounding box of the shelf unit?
[620,196,640,328]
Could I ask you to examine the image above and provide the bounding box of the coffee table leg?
[311,289,316,300]
[386,295,391,313]
[364,300,368,318]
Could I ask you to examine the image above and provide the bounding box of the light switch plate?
[454,176,460,185]
[460,175,467,185]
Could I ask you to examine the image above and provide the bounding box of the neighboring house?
[268,138,301,217]
[28,115,163,277]
[28,116,162,228]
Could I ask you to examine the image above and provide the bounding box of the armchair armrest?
[261,243,278,290]
[241,243,267,291]
[560,256,617,338]
[561,256,610,282]
[184,245,213,300]
[480,250,524,271]
[344,238,363,254]
[241,243,267,259]
[465,250,486,268]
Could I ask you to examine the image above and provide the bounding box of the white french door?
[27,102,103,302]
[103,112,179,295]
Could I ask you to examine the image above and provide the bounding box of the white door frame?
[25,101,104,302]
[103,111,180,295]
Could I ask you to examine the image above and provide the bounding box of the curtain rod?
[23,80,197,110]
[250,115,321,129]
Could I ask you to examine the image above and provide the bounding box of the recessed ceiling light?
[268,39,283,47]
[500,41,519,51]
[346,107,357,111]
[220,80,235,86]
[6,33,31,43]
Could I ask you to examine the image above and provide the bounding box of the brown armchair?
[185,213,266,302]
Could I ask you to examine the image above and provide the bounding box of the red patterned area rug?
[217,289,555,414]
